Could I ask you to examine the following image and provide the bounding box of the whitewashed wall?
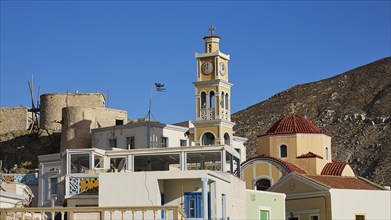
[38,153,61,207]
[98,170,246,219]
[330,189,391,220]
[91,122,189,150]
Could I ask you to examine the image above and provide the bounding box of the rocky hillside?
[232,57,391,186]
[0,130,60,173]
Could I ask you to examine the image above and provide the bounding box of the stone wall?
[40,93,106,131]
[60,106,127,151]
[0,107,30,134]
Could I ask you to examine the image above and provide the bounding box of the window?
[224,133,230,145]
[115,119,124,125]
[221,92,225,109]
[256,178,271,191]
[201,92,206,108]
[225,93,229,110]
[50,177,58,195]
[260,210,269,220]
[325,147,329,160]
[209,91,215,108]
[161,137,168,148]
[94,155,104,168]
[280,145,287,158]
[355,215,365,220]
[310,214,319,220]
[69,153,90,174]
[110,157,127,171]
[126,136,135,149]
[180,139,187,146]
[187,152,221,171]
[109,138,117,148]
[201,132,215,145]
[134,154,180,171]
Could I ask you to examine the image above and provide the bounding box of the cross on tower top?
[209,25,216,35]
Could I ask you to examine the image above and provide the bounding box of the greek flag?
[155,83,166,92]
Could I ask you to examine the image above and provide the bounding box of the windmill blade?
[37,86,41,108]
[28,80,35,109]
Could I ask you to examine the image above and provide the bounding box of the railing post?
[69,211,74,220]
[0,211,6,220]
[173,209,179,220]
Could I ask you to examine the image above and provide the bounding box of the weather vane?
[209,25,216,35]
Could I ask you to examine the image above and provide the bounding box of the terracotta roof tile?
[241,154,307,174]
[304,175,386,190]
[321,162,350,176]
[297,152,323,159]
[258,114,331,137]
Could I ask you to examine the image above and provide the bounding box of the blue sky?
[1,1,390,124]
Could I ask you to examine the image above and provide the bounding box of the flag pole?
[147,80,153,148]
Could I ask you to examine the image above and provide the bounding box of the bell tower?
[193,26,234,146]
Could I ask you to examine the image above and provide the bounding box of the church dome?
[261,114,331,136]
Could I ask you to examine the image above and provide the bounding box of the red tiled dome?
[259,114,331,137]
[321,162,353,176]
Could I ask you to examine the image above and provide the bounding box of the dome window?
[280,145,287,158]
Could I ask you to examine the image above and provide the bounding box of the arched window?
[202,132,215,145]
[200,92,206,108]
[224,133,230,146]
[256,178,271,191]
[225,93,229,110]
[280,145,287,158]
[209,91,215,108]
[325,147,329,160]
[221,92,225,109]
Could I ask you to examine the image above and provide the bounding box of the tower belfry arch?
[192,26,235,146]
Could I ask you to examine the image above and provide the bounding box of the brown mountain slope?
[232,57,391,186]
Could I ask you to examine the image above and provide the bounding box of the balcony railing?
[221,109,229,120]
[200,108,215,120]
[0,206,186,220]
[0,173,38,185]
[66,175,99,196]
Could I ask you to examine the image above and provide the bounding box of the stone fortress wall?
[0,107,30,135]
[40,93,106,131]
[60,106,128,151]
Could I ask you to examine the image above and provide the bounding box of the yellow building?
[268,172,390,220]
[241,114,391,220]
[241,114,355,190]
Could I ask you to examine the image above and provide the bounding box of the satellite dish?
[117,158,126,172]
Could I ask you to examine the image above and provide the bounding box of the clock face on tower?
[219,62,226,75]
[202,61,214,75]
